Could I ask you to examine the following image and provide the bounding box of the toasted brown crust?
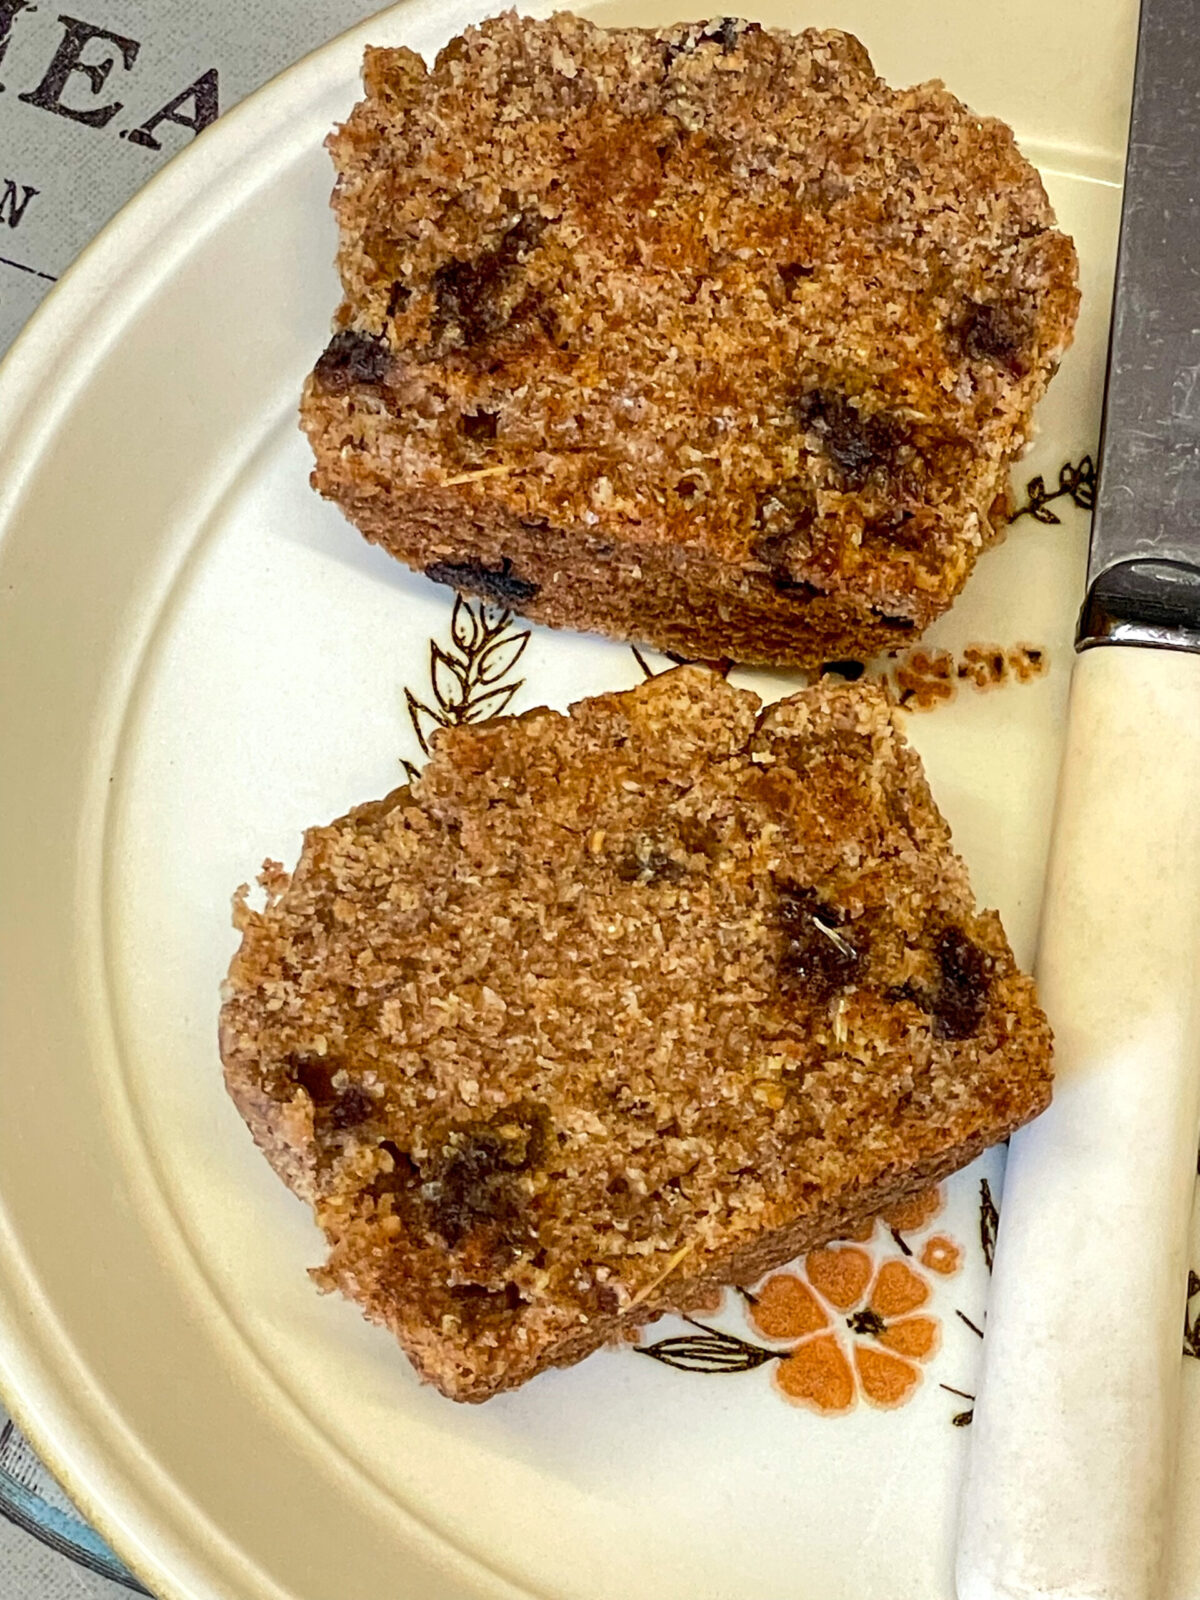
[300,11,1078,668]
[220,669,1052,1401]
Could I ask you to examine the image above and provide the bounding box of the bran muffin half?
[220,669,1051,1400]
[300,12,1079,668]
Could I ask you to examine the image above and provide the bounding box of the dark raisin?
[328,1084,374,1130]
[596,1284,622,1314]
[793,389,904,489]
[775,882,863,1001]
[286,1055,337,1105]
[517,1104,551,1169]
[385,281,412,319]
[959,300,1029,374]
[751,528,788,572]
[419,1104,548,1247]
[930,928,992,1040]
[286,1057,377,1136]
[431,213,545,348]
[432,256,502,346]
[312,329,389,392]
[821,660,866,682]
[424,1133,519,1245]
[424,557,539,607]
[461,409,499,442]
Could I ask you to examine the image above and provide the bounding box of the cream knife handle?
[958,645,1200,1600]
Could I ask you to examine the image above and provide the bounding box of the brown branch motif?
[402,596,531,781]
[631,644,734,680]
[1184,1271,1200,1362]
[1177,1141,1200,1359]
[979,1176,999,1275]
[1009,454,1096,526]
[636,1317,784,1375]
[1189,1152,1200,1359]
[935,1177,996,1427]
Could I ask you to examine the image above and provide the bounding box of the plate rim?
[0,5,516,1597]
[0,7,1125,1599]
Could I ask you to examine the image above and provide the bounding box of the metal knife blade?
[1080,0,1200,650]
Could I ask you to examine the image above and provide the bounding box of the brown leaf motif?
[1183,1270,1200,1360]
[1010,454,1096,525]
[637,1321,783,1375]
[631,644,735,679]
[979,1177,998,1274]
[402,596,530,780]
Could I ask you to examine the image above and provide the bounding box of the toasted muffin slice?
[301,12,1078,668]
[220,668,1052,1401]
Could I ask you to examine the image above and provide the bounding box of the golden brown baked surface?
[220,668,1052,1401]
[300,11,1078,668]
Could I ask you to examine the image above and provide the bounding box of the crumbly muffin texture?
[300,11,1079,669]
[220,669,1052,1401]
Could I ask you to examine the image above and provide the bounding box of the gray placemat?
[0,0,384,354]
[0,7,386,1588]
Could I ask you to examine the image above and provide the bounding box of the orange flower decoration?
[750,1246,943,1414]
[921,1235,962,1276]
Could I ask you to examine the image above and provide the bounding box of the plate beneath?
[8,2,1196,1598]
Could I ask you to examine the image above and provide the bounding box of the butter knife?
[957,3,1200,1597]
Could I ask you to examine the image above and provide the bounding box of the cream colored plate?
[4,3,1189,1597]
